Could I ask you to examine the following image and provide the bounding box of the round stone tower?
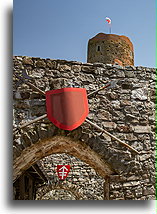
[87,33,134,66]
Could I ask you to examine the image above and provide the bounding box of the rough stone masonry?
[13,56,156,200]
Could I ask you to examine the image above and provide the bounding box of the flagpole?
[106,17,112,34]
[110,24,111,34]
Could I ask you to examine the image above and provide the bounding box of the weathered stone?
[125,65,136,70]
[125,133,137,141]
[133,125,151,133]
[139,118,148,125]
[131,88,147,100]
[71,65,81,72]
[121,82,132,89]
[139,154,151,161]
[102,121,117,129]
[31,106,46,116]
[31,69,45,78]
[87,33,134,66]
[46,60,57,69]
[125,190,134,198]
[36,60,46,68]
[134,187,143,197]
[14,91,22,99]
[112,110,125,121]
[30,93,42,99]
[22,57,33,65]
[107,92,119,100]
[151,73,156,80]
[123,181,140,187]
[81,66,95,73]
[58,64,71,71]
[20,92,30,99]
[117,124,132,133]
[111,100,121,109]
[98,110,112,120]
[143,186,155,196]
[124,70,135,78]
[116,70,125,77]
[80,73,95,83]
[120,100,132,106]
[14,100,30,109]
[127,175,140,181]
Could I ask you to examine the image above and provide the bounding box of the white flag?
[106,17,111,24]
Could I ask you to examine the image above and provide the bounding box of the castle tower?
[87,33,134,66]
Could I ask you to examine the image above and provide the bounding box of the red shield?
[57,165,70,180]
[46,88,89,130]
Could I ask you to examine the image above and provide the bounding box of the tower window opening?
[97,45,101,51]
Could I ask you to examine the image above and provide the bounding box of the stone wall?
[13,56,156,200]
[36,153,104,200]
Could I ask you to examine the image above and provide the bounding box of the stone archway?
[36,183,85,200]
[13,135,115,182]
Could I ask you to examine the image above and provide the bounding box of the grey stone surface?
[13,56,156,200]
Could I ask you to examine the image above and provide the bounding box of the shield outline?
[46,87,89,130]
[56,165,70,180]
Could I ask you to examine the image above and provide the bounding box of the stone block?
[36,60,46,68]
[111,100,121,109]
[59,64,71,71]
[151,73,156,80]
[72,65,81,72]
[124,70,135,78]
[123,181,140,187]
[116,70,125,77]
[117,124,132,133]
[20,92,30,99]
[99,110,112,120]
[31,69,45,78]
[133,125,151,133]
[22,57,33,65]
[127,175,140,181]
[14,100,30,109]
[131,88,147,100]
[139,154,151,161]
[14,91,22,99]
[81,66,95,73]
[102,121,117,129]
[125,133,137,141]
[125,190,134,198]
[107,92,119,100]
[121,82,133,89]
[46,60,57,69]
[134,187,143,197]
[143,186,155,196]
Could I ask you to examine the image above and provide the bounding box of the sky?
[13,0,155,68]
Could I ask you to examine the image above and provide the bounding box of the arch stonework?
[13,135,115,182]
[36,183,86,200]
[13,56,156,200]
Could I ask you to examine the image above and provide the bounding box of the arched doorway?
[13,135,115,182]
